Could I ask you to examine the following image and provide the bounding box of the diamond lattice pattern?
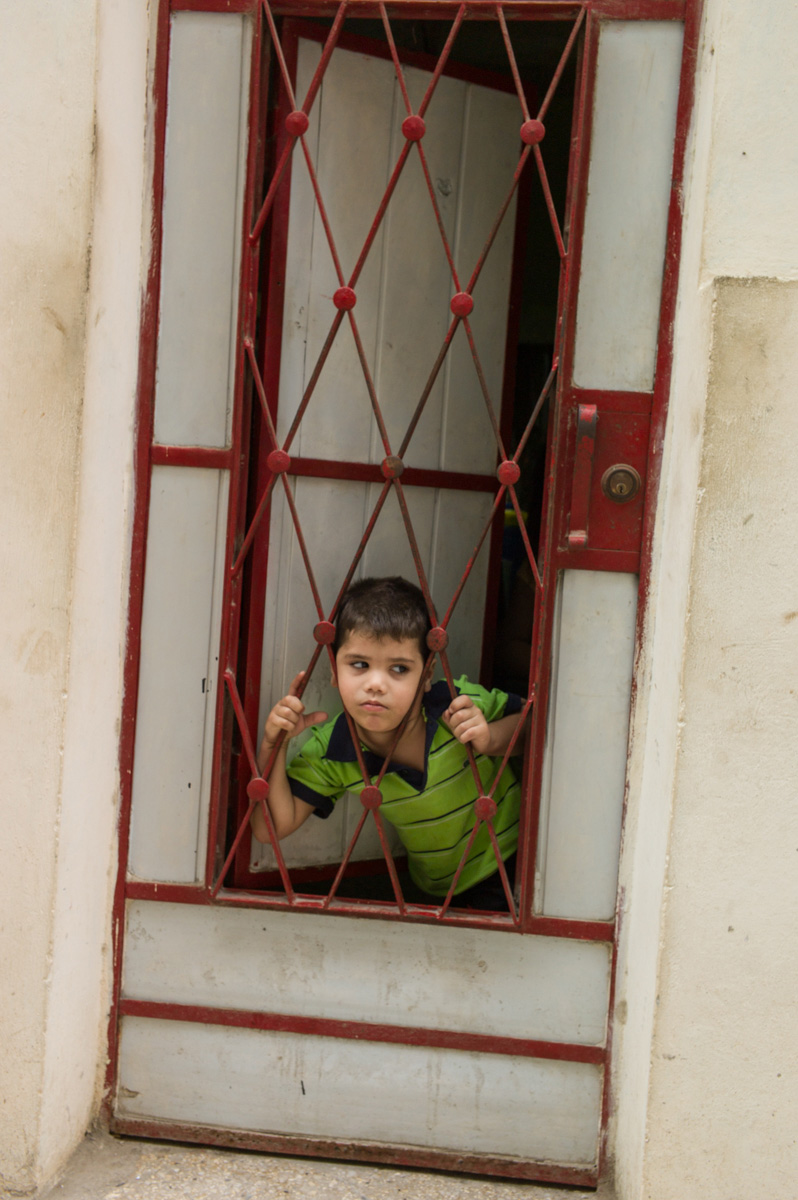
[217,0,585,923]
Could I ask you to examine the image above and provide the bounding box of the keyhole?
[601,464,641,503]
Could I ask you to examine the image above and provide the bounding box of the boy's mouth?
[361,701,387,712]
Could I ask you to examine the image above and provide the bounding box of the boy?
[252,577,525,907]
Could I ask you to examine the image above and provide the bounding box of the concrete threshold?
[37,1131,614,1200]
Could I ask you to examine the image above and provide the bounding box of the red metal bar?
[496,6,531,121]
[268,0,682,15]
[390,478,439,627]
[119,997,605,1063]
[533,143,566,259]
[486,697,533,803]
[537,5,585,123]
[347,142,414,291]
[460,316,508,458]
[514,359,558,465]
[322,809,371,907]
[507,483,542,589]
[150,444,234,469]
[396,315,461,459]
[104,0,174,1120]
[416,4,465,119]
[249,138,294,245]
[485,820,518,920]
[414,141,463,293]
[344,310,394,455]
[281,310,347,451]
[440,486,507,630]
[278,473,327,617]
[463,145,532,298]
[436,817,484,919]
[124,882,616,941]
[172,0,257,10]
[215,670,297,900]
[230,471,279,577]
[245,337,281,451]
[300,0,349,114]
[370,808,407,908]
[110,1117,599,1188]
[328,481,393,612]
[288,456,496,492]
[379,3,413,112]
[261,0,298,107]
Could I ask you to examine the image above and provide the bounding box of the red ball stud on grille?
[427,626,449,652]
[267,449,291,474]
[475,795,497,821]
[361,785,383,809]
[520,119,546,145]
[314,621,336,645]
[497,460,521,486]
[381,456,404,479]
[285,110,309,137]
[450,292,474,317]
[402,115,426,141]
[333,286,357,311]
[247,778,270,803]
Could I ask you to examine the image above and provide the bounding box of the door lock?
[601,464,641,503]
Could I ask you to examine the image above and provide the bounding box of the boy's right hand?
[262,671,327,747]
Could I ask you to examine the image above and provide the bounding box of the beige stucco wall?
[643,278,798,1198]
[0,5,98,1192]
[0,1,148,1193]
[613,0,798,1196]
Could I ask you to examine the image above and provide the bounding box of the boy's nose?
[365,671,387,693]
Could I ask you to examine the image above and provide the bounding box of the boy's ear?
[424,676,432,692]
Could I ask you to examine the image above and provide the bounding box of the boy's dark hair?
[334,576,431,658]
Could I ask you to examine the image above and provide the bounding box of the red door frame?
[108,0,702,1185]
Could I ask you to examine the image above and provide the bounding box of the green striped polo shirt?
[287,677,522,897]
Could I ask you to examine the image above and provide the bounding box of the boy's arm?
[251,672,326,844]
[443,695,526,758]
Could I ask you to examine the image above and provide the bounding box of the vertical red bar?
[105,0,174,1117]
[205,6,268,887]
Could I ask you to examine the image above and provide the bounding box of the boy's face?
[334,631,429,739]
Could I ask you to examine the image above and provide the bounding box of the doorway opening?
[223,10,579,913]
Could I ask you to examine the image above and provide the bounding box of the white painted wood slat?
[118,1016,602,1164]
[154,13,251,448]
[537,570,638,920]
[573,21,684,391]
[123,901,611,1046]
[128,467,229,883]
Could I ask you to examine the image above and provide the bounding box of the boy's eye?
[390,665,409,675]
[351,660,369,670]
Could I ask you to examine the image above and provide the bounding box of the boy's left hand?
[443,694,490,755]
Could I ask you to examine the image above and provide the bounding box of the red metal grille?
[207,0,587,926]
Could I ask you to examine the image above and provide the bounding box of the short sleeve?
[452,675,523,722]
[286,725,350,818]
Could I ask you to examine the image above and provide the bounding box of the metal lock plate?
[601,464,641,503]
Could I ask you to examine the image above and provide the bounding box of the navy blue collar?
[325,679,454,791]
